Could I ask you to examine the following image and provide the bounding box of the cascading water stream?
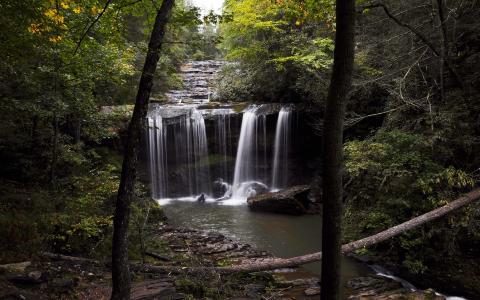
[230,106,268,202]
[191,109,211,195]
[214,113,232,182]
[147,101,294,205]
[147,114,168,199]
[147,107,211,200]
[271,106,292,190]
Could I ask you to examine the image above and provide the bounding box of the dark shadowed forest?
[1,0,479,299]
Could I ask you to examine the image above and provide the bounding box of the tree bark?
[434,0,446,101]
[110,1,175,299]
[321,0,355,299]
[40,252,100,264]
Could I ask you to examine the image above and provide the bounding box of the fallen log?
[40,252,100,264]
[137,188,480,274]
[144,251,171,262]
[41,188,480,274]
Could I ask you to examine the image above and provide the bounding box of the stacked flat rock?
[165,60,225,104]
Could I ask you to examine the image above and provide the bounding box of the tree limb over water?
[139,188,480,274]
[42,188,480,274]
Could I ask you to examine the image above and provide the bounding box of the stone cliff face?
[144,61,322,199]
[163,60,225,104]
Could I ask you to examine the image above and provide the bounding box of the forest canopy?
[0,0,479,299]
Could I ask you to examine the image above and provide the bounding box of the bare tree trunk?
[321,0,355,299]
[110,1,175,299]
[433,0,446,101]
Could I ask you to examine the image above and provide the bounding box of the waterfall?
[147,99,295,204]
[231,106,268,201]
[271,107,292,191]
[191,108,211,195]
[214,113,232,182]
[147,107,211,199]
[147,115,168,199]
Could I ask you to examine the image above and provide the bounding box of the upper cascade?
[165,60,225,104]
[145,60,306,205]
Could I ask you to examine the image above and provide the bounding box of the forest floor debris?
[0,225,446,299]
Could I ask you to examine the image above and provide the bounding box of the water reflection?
[161,201,371,287]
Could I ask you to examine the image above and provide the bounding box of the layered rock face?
[247,185,321,215]
[164,60,225,104]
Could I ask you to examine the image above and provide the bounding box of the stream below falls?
[161,200,370,283]
[143,60,467,299]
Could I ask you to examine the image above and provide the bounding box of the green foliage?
[402,257,427,274]
[216,0,335,102]
[0,0,218,264]
[344,130,479,273]
[360,211,394,233]
[345,130,475,209]
[47,163,119,256]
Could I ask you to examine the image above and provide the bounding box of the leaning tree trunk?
[137,189,480,273]
[41,187,480,275]
[111,1,175,299]
[321,0,355,299]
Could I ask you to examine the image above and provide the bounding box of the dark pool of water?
[161,200,372,291]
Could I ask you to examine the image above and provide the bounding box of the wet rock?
[212,178,230,198]
[0,284,22,299]
[196,194,206,203]
[244,182,269,198]
[132,280,183,300]
[244,284,265,297]
[348,276,406,295]
[7,271,46,285]
[276,277,319,287]
[247,185,314,215]
[304,287,320,296]
[255,103,289,115]
[27,271,42,281]
[163,60,225,104]
[0,262,31,274]
[347,276,446,300]
[199,243,237,254]
[48,277,79,292]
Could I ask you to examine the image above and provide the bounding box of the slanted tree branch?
[43,188,480,275]
[213,187,479,273]
[361,2,463,88]
[362,3,440,56]
[133,188,480,275]
[74,0,113,55]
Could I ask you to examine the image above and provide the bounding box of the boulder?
[304,287,321,296]
[212,178,231,198]
[247,185,319,215]
[244,182,269,197]
[347,276,446,300]
[7,271,46,285]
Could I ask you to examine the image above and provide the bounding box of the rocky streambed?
[0,224,448,299]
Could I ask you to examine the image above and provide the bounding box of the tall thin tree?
[111,0,175,299]
[320,0,355,299]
